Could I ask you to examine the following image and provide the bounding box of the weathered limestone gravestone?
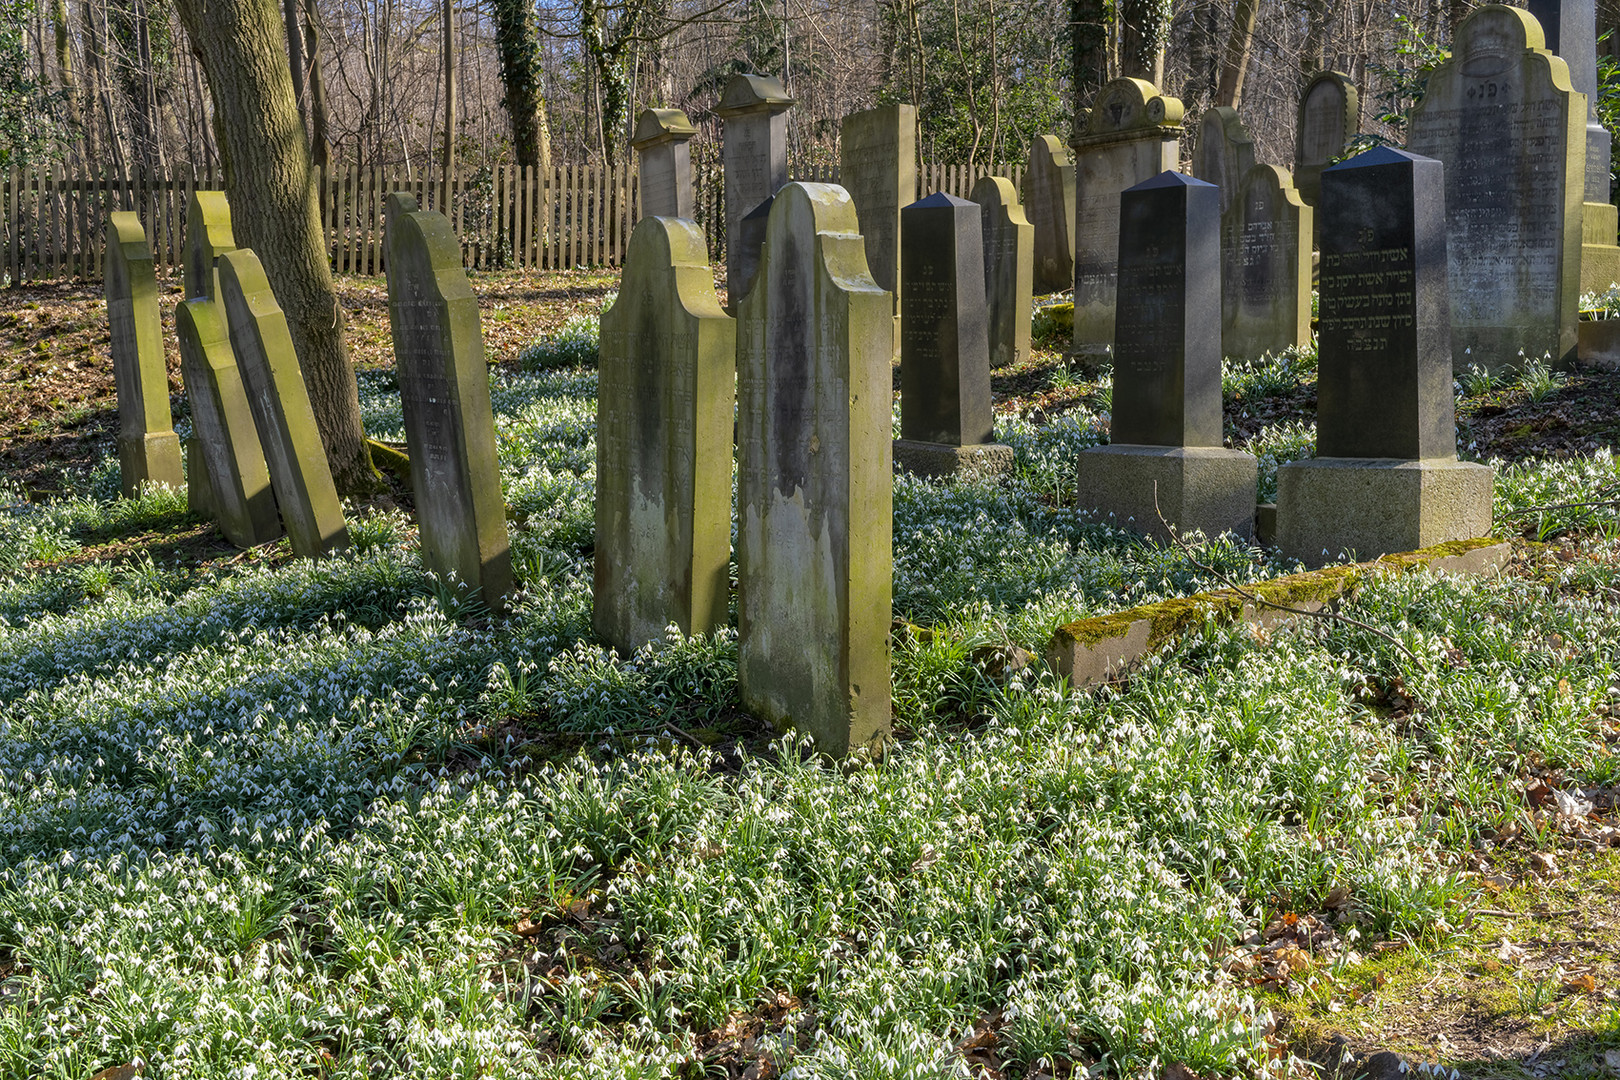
[1276,147,1493,565]
[717,73,793,305]
[969,175,1034,370]
[737,182,891,758]
[1192,106,1257,216]
[594,214,736,654]
[218,248,350,557]
[1076,172,1256,541]
[1528,0,1620,290]
[840,103,917,358]
[105,212,184,497]
[385,194,513,609]
[632,108,698,220]
[1407,5,1583,371]
[1071,78,1184,359]
[178,190,281,549]
[1022,135,1076,294]
[1294,71,1358,210]
[1221,164,1313,360]
[895,192,1014,478]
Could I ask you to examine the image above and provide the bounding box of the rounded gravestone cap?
[632,107,698,150]
[1081,78,1185,139]
[715,73,795,117]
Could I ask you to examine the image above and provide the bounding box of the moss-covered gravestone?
[105,212,184,497]
[1192,106,1257,216]
[594,215,736,653]
[1221,164,1313,360]
[840,104,916,358]
[716,73,793,307]
[1276,147,1493,566]
[385,194,512,608]
[178,192,281,549]
[737,183,892,759]
[1076,172,1257,541]
[631,108,698,220]
[970,176,1034,371]
[218,248,350,558]
[1407,5,1583,371]
[1294,72,1358,211]
[1022,136,1075,294]
[1070,79,1184,360]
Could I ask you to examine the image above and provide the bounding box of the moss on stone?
[367,439,412,489]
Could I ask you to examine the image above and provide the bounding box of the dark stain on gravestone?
[633,285,661,496]
[772,229,811,500]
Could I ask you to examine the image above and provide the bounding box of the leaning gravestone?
[969,175,1034,369]
[895,192,1013,478]
[716,73,793,306]
[1221,164,1313,360]
[218,248,350,557]
[105,212,184,497]
[1276,147,1493,565]
[594,214,736,654]
[1023,135,1076,294]
[1407,4,1582,371]
[1076,172,1256,541]
[1071,78,1184,360]
[385,193,513,609]
[1192,106,1257,216]
[1294,71,1358,210]
[840,103,916,358]
[632,107,698,220]
[1528,0,1620,290]
[737,182,891,759]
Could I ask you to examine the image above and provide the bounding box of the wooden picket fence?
[1,159,1024,284]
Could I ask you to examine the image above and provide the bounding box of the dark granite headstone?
[900,192,993,446]
[1111,172,1222,448]
[1314,147,1453,460]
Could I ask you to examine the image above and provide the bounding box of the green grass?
[4,358,1620,1077]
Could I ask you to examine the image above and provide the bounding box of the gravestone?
[1407,4,1583,370]
[1022,135,1076,294]
[840,103,916,358]
[969,175,1034,370]
[632,107,698,220]
[1192,106,1257,216]
[385,193,513,609]
[1221,164,1313,360]
[716,73,793,306]
[184,191,235,301]
[105,212,184,497]
[736,182,891,759]
[1276,147,1493,565]
[732,195,775,303]
[894,192,1013,478]
[176,297,282,548]
[1294,71,1358,210]
[1528,0,1620,290]
[1071,78,1184,359]
[1075,172,1256,541]
[594,214,736,653]
[218,248,350,557]
[185,438,213,517]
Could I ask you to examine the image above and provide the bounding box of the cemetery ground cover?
[8,272,1620,1075]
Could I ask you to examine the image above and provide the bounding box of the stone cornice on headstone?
[1071,78,1184,150]
[184,191,235,302]
[632,107,698,150]
[715,74,794,117]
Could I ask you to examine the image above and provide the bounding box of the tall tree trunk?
[1071,0,1108,128]
[1301,0,1330,73]
[441,0,454,206]
[1215,0,1259,107]
[282,0,306,132]
[171,0,375,494]
[1118,0,1166,82]
[304,0,329,171]
[76,0,101,164]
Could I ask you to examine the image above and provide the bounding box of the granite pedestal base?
[1276,456,1493,567]
[1075,444,1257,542]
[893,439,1014,480]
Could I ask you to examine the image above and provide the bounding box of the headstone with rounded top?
[105,212,184,497]
[1276,147,1493,565]
[218,248,350,557]
[736,182,892,759]
[894,191,1013,478]
[385,193,513,608]
[1070,78,1184,360]
[1022,135,1075,294]
[1407,4,1583,371]
[970,175,1034,370]
[716,73,794,307]
[1192,106,1258,216]
[840,103,916,358]
[594,214,736,653]
[632,107,698,220]
[1076,171,1257,541]
[1294,72,1358,210]
[1221,164,1313,360]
